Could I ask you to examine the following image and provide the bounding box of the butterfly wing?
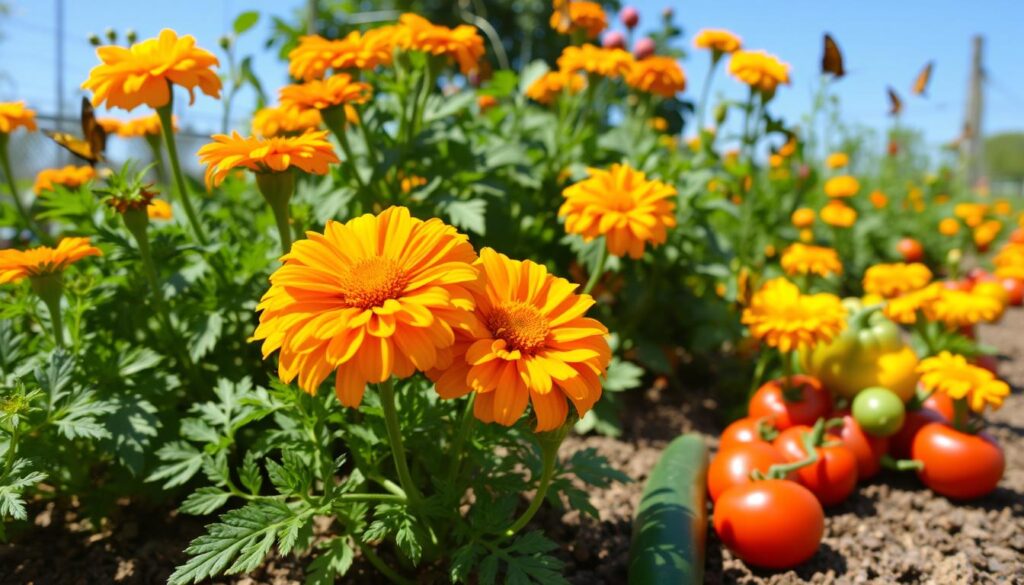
[46,131,98,162]
[822,34,845,78]
[887,86,903,116]
[80,97,107,163]
[912,61,933,96]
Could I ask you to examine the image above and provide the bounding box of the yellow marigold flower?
[252,105,322,138]
[918,351,1010,412]
[825,152,848,169]
[650,117,669,132]
[477,94,498,112]
[993,199,1012,216]
[626,56,686,97]
[279,74,372,111]
[396,13,485,75]
[994,244,1024,280]
[800,228,814,243]
[742,278,847,352]
[197,131,339,188]
[0,101,38,133]
[926,288,1003,327]
[863,262,932,298]
[764,244,776,258]
[780,243,842,277]
[869,190,888,209]
[973,219,1002,250]
[287,30,394,81]
[252,207,480,405]
[550,1,607,38]
[884,283,942,324]
[557,44,634,79]
[769,154,784,168]
[778,135,797,157]
[820,200,857,228]
[526,70,586,104]
[82,29,221,111]
[427,248,610,431]
[934,194,950,205]
[147,198,173,220]
[101,113,176,138]
[939,217,960,236]
[400,174,427,193]
[954,202,987,228]
[692,29,742,54]
[33,165,97,195]
[0,237,101,284]
[727,49,791,94]
[791,208,815,229]
[559,163,677,259]
[824,175,859,198]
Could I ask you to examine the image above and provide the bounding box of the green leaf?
[567,448,630,487]
[239,451,263,495]
[361,504,422,565]
[0,459,47,521]
[147,441,204,488]
[449,543,483,583]
[180,487,231,516]
[445,199,487,235]
[189,313,224,362]
[305,537,354,585]
[603,358,644,392]
[105,397,160,475]
[233,11,260,35]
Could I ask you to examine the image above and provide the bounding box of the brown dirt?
[3,310,1024,584]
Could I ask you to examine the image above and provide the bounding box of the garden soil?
[3,310,1023,584]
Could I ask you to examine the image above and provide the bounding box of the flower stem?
[504,424,568,538]
[377,378,423,507]
[583,243,609,295]
[324,106,374,210]
[446,394,476,486]
[157,99,207,245]
[0,134,49,244]
[359,541,415,585]
[695,54,720,132]
[952,397,969,433]
[255,171,295,254]
[30,273,64,348]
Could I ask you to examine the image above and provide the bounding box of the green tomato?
[852,387,906,437]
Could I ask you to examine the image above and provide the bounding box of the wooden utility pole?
[963,35,985,190]
[307,0,318,35]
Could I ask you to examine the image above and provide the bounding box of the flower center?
[487,302,550,354]
[337,257,409,310]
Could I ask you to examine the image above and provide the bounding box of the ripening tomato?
[912,423,1005,500]
[707,442,788,502]
[748,375,832,430]
[774,426,859,506]
[713,479,824,569]
[921,392,954,421]
[1002,278,1024,306]
[828,414,889,480]
[719,417,775,450]
[897,238,924,263]
[890,408,944,459]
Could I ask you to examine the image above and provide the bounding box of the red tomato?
[828,414,889,480]
[1010,228,1024,244]
[890,408,944,459]
[912,423,1005,500]
[1002,278,1024,306]
[897,238,924,263]
[707,442,788,502]
[921,392,954,421]
[773,426,859,506]
[967,267,994,283]
[943,279,973,292]
[713,480,824,569]
[719,417,775,450]
[748,375,832,430]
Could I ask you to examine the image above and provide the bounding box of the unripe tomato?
[707,442,788,502]
[713,480,824,569]
[912,423,1004,500]
[828,414,889,480]
[719,417,775,450]
[852,387,906,437]
[1001,278,1024,306]
[773,426,859,506]
[889,408,944,459]
[897,238,924,262]
[748,375,832,430]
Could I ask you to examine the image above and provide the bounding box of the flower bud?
[602,31,626,50]
[219,35,232,50]
[105,27,117,44]
[633,37,656,60]
[88,33,102,46]
[620,6,640,29]
[125,29,138,44]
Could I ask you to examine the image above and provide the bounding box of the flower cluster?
[780,243,842,277]
[918,351,1010,412]
[33,165,97,195]
[550,1,608,38]
[742,278,847,352]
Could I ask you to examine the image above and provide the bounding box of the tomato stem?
[880,454,924,471]
[756,418,826,480]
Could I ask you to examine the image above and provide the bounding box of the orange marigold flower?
[427,248,610,431]
[526,70,586,104]
[824,175,860,198]
[626,56,686,98]
[869,190,888,209]
[477,94,498,112]
[197,131,339,188]
[769,154,784,168]
[396,13,485,75]
[884,283,942,325]
[927,287,1003,327]
[973,219,1002,250]
[400,174,427,193]
[549,1,607,39]
[863,262,932,298]
[0,237,101,284]
[252,206,480,406]
[780,243,842,277]
[33,165,97,195]
[994,243,1024,280]
[288,30,394,81]
[279,74,372,111]
[938,217,960,236]
[0,101,38,133]
[557,44,634,79]
[791,207,815,228]
[993,199,1012,216]
[825,152,848,169]
[742,278,847,352]
[820,200,857,228]
[693,29,742,54]
[918,351,1010,412]
[727,49,791,94]
[82,29,221,111]
[252,105,322,138]
[100,113,176,138]
[559,163,677,259]
[147,198,173,220]
[954,202,988,228]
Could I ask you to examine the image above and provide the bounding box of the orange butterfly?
[912,61,933,96]
[887,86,903,116]
[822,34,844,78]
[46,97,107,165]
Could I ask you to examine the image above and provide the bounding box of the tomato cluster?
[709,374,1005,570]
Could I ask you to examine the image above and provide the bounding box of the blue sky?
[1,0,1022,149]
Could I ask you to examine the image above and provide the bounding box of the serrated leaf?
[105,397,160,475]
[567,448,630,486]
[449,543,483,583]
[189,313,224,362]
[445,199,487,235]
[239,451,262,495]
[361,504,422,565]
[181,487,231,516]
[603,358,644,392]
[305,537,354,585]
[147,441,204,488]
